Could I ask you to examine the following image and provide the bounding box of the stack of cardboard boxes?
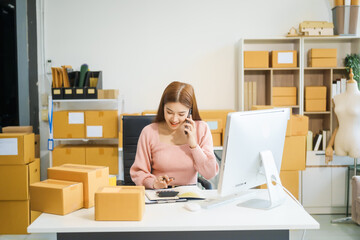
[52,110,118,174]
[308,48,337,67]
[0,129,41,234]
[253,106,308,199]
[244,50,298,68]
[272,87,297,106]
[30,164,109,215]
[305,86,327,112]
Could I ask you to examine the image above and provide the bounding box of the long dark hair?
[154,81,201,122]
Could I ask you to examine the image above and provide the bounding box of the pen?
[155,199,187,204]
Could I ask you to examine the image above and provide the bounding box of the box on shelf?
[272,96,297,106]
[52,145,86,167]
[85,110,118,138]
[308,48,337,67]
[244,51,269,68]
[199,110,235,144]
[95,186,145,221]
[0,133,35,165]
[0,200,40,234]
[2,126,33,134]
[308,58,337,67]
[272,87,297,106]
[271,50,297,68]
[309,48,337,58]
[30,179,83,215]
[203,118,223,146]
[85,145,118,175]
[305,99,327,112]
[98,89,119,99]
[305,86,327,99]
[48,164,109,208]
[63,88,74,99]
[272,87,297,97]
[53,111,85,138]
[0,158,40,200]
[281,136,306,171]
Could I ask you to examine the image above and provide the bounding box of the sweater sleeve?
[190,121,219,180]
[130,126,156,189]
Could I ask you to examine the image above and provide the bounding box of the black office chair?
[122,115,213,189]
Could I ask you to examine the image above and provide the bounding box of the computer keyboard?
[200,191,254,209]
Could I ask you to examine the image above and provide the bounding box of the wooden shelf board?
[304,111,331,115]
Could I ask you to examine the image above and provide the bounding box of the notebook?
[145,185,206,202]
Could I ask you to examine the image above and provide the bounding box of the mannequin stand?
[331,158,358,224]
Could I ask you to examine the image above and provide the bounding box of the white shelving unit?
[238,36,360,214]
[48,95,124,179]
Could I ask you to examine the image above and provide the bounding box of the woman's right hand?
[325,146,334,164]
[153,175,174,189]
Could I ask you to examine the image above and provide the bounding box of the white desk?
[28,190,319,240]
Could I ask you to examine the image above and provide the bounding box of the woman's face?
[164,102,190,131]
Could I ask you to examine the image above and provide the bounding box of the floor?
[0,215,359,240]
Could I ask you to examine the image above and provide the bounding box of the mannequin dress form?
[325,69,360,224]
[325,69,360,163]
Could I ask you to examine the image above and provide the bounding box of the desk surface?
[28,190,319,233]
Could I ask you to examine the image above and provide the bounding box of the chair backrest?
[122,115,155,185]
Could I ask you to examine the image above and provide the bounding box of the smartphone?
[184,108,192,134]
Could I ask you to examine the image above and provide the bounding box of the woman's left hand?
[184,117,197,148]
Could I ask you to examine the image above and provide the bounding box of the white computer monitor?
[217,108,290,208]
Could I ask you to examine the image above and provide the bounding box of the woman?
[130,81,219,189]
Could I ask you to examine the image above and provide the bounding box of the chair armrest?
[198,176,213,190]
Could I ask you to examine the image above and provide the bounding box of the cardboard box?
[271,50,297,68]
[30,179,83,215]
[280,170,299,199]
[0,200,31,234]
[244,51,269,68]
[211,132,222,146]
[85,110,118,138]
[308,58,337,67]
[199,110,235,144]
[53,111,85,138]
[288,115,309,136]
[2,126,33,134]
[251,105,276,110]
[52,145,86,167]
[97,89,119,99]
[272,87,297,97]
[272,96,297,106]
[85,145,118,175]
[0,133,35,165]
[0,158,40,200]
[259,170,299,199]
[95,186,145,221]
[305,99,327,112]
[309,48,337,58]
[48,164,109,208]
[305,86,327,99]
[281,136,306,171]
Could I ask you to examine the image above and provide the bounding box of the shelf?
[304,67,346,70]
[244,68,299,71]
[304,111,331,115]
[53,99,118,103]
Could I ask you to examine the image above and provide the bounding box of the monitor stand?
[238,150,286,209]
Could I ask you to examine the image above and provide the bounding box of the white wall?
[40,0,335,112]
[37,0,344,179]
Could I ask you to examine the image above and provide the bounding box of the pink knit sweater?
[130,121,219,189]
